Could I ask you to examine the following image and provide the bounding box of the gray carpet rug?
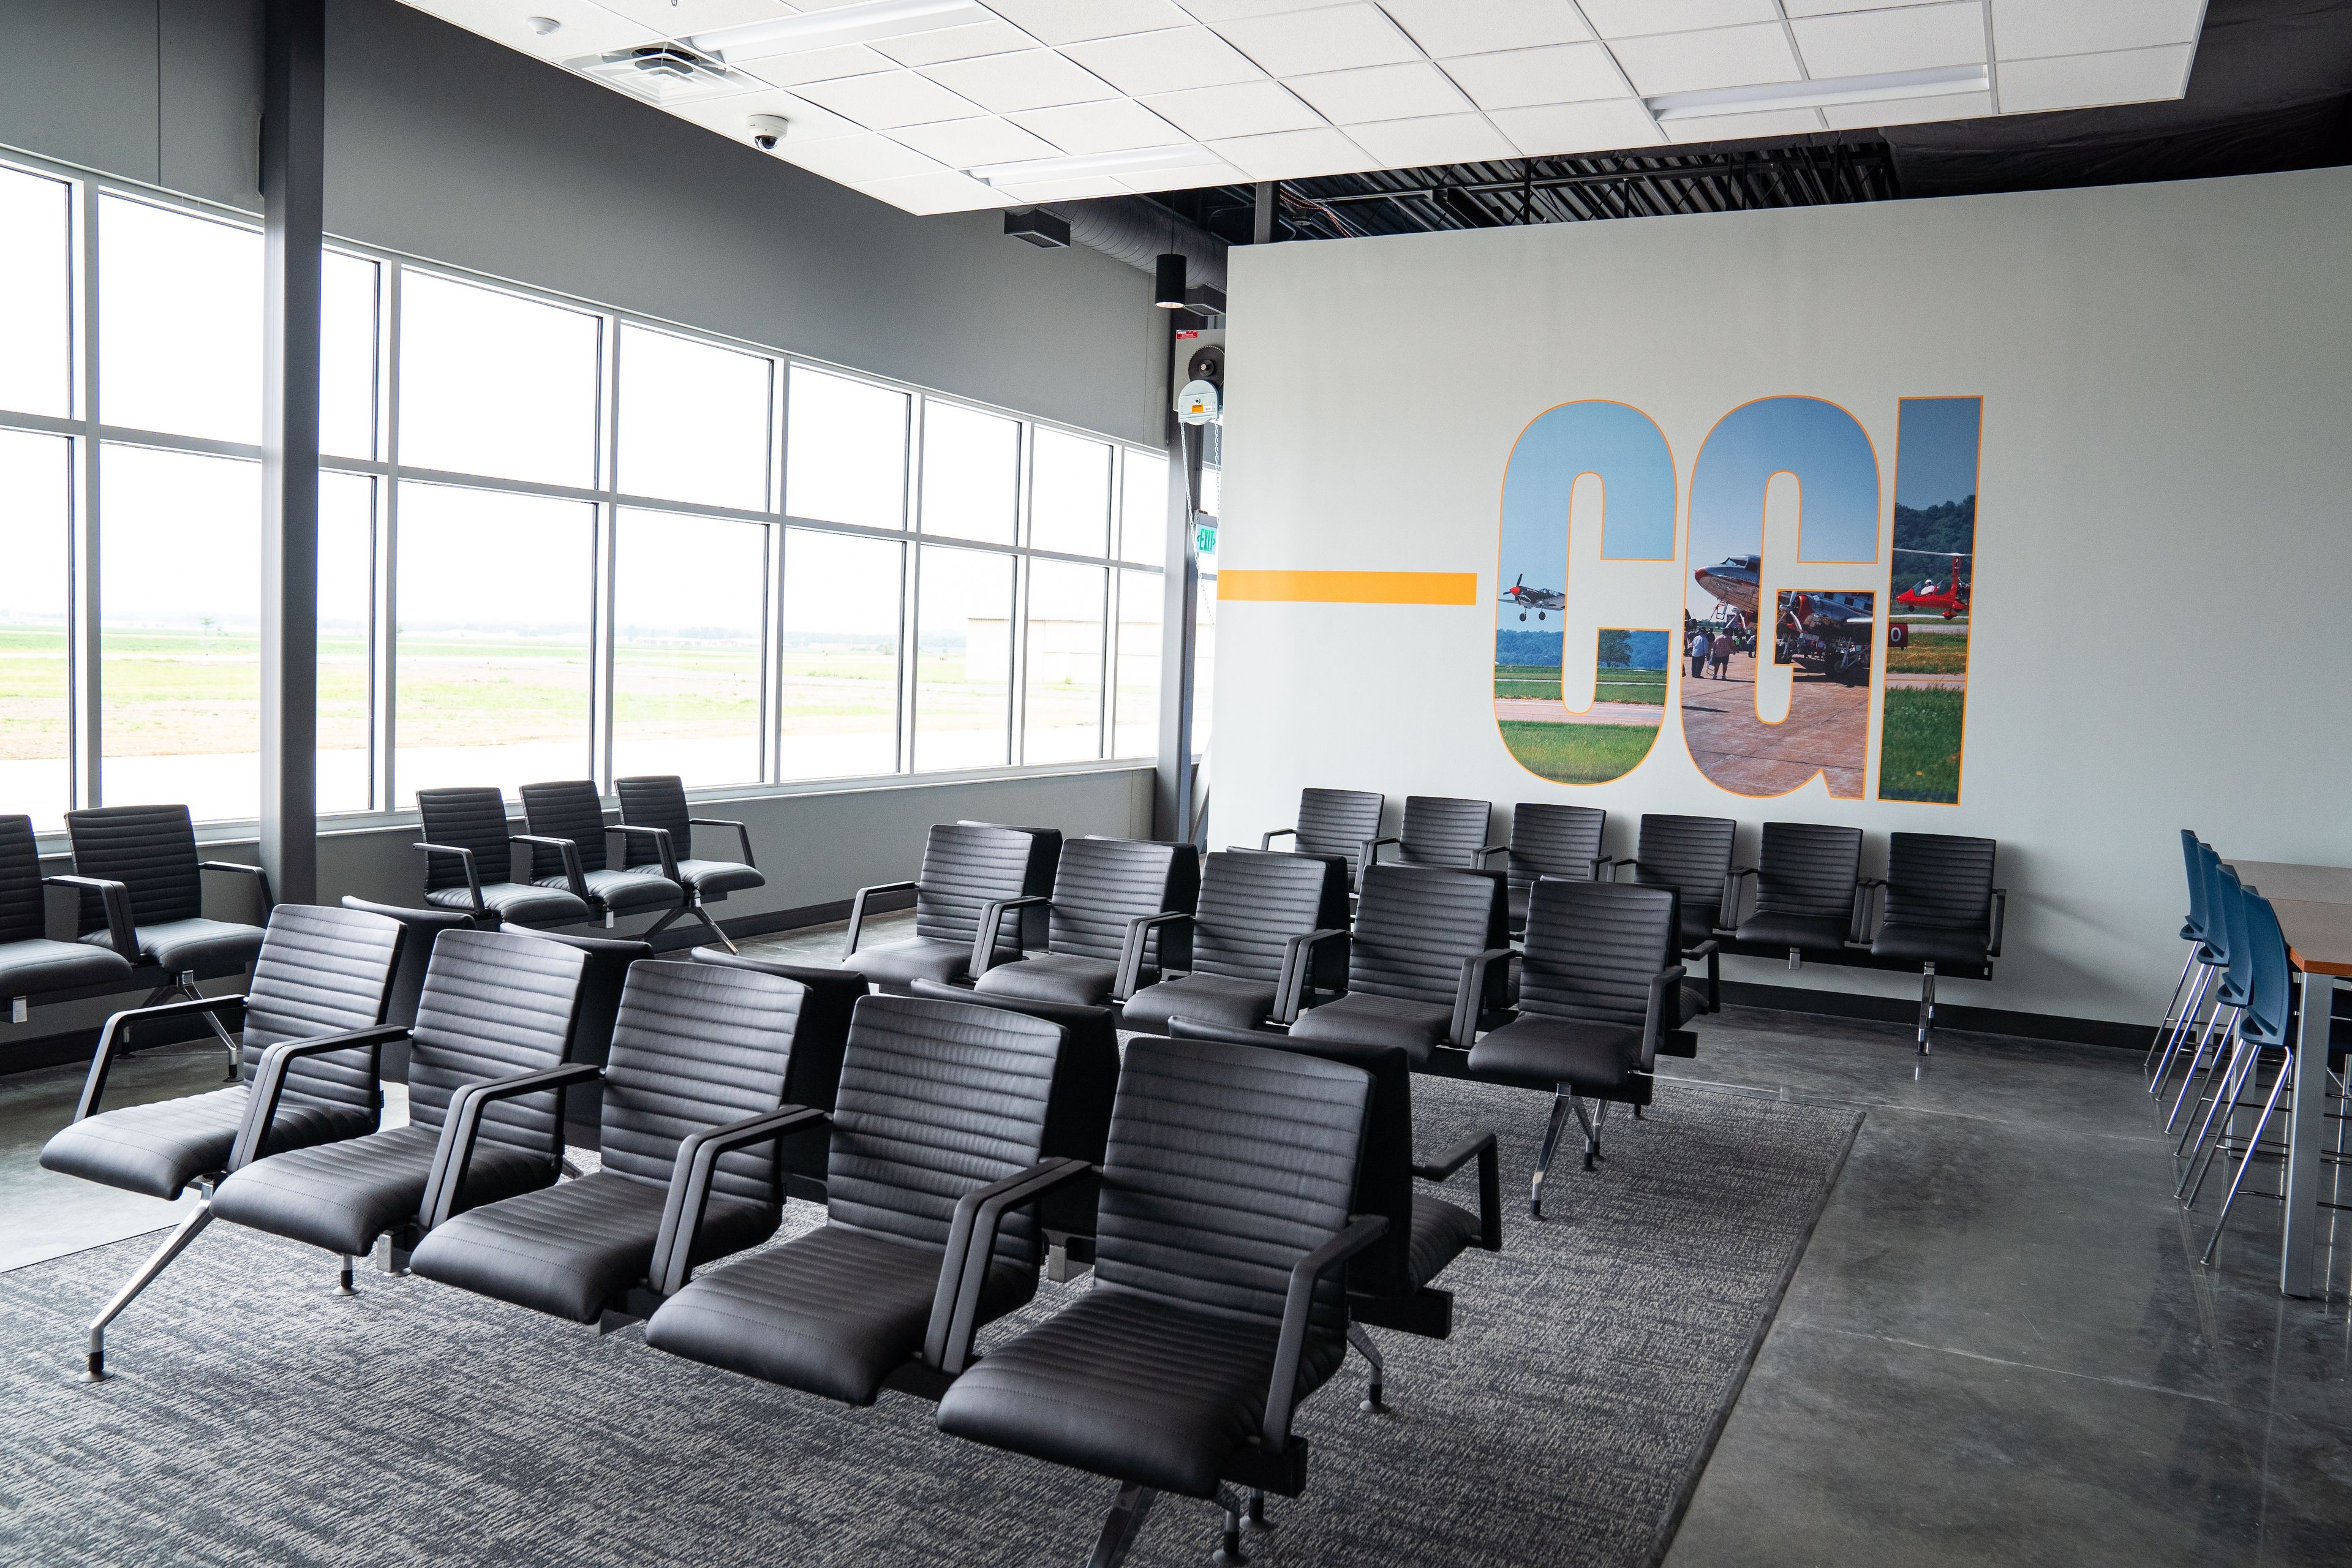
[0,1077,1858,1568]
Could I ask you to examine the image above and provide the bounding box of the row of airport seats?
[38,903,1498,1564]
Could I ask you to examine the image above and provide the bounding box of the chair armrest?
[1605,857,1640,883]
[1264,1215,1389,1450]
[970,895,1048,979]
[844,880,919,959]
[44,874,137,960]
[930,1156,1096,1374]
[1989,889,2007,958]
[510,835,589,900]
[1362,836,1401,871]
[1854,878,1888,941]
[1276,928,1349,1024]
[229,1024,410,1169]
[1474,843,1511,869]
[1450,947,1514,1047]
[414,842,486,913]
[1116,911,1193,1002]
[198,861,276,915]
[423,1062,603,1230]
[1414,1129,1502,1252]
[1722,867,1757,928]
[608,824,680,883]
[70,993,248,1123]
[650,1104,831,1296]
[688,818,756,869]
[1259,828,1297,850]
[1641,965,1687,1071]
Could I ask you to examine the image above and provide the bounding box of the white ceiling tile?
[1578,0,1781,37]
[1061,26,1265,94]
[1284,61,1472,123]
[1793,2,1985,79]
[1609,23,1802,96]
[1114,157,1248,192]
[1342,111,1520,168]
[659,84,870,145]
[791,70,982,127]
[890,115,1064,165]
[1212,3,1421,76]
[1819,88,1993,129]
[1783,0,1961,14]
[1178,0,1330,20]
[1008,97,1192,152]
[922,48,1120,111]
[1991,0,2204,61]
[777,132,949,182]
[1995,43,2192,113]
[1662,107,1825,141]
[1204,125,1379,179]
[1378,0,1592,58]
[982,0,1193,45]
[597,0,798,35]
[726,42,895,84]
[857,169,1019,214]
[1142,78,1323,138]
[873,20,1035,67]
[1441,42,1626,110]
[400,1,655,61]
[991,173,1134,201]
[1488,97,1664,154]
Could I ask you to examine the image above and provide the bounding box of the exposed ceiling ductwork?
[1042,195,1227,296]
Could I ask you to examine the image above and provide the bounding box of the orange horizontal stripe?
[1218,570,1480,606]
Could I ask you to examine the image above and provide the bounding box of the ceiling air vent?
[565,42,761,105]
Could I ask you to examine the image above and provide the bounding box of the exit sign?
[1194,523,1218,556]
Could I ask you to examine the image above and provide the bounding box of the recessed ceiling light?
[690,0,995,61]
[968,143,1213,185]
[1647,64,1989,121]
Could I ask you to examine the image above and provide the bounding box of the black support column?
[259,0,326,903]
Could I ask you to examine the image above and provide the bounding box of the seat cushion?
[1466,1014,1645,1091]
[409,1169,776,1323]
[1118,973,1278,1035]
[425,882,592,927]
[1404,1194,1481,1293]
[677,859,764,900]
[0,937,135,997]
[973,952,1122,1009]
[39,1086,375,1202]
[542,868,682,916]
[1735,911,1850,952]
[937,1287,1340,1499]
[1287,992,1453,1065]
[1872,922,1989,969]
[85,918,266,978]
[644,1224,1033,1405]
[837,937,971,989]
[211,1123,556,1257]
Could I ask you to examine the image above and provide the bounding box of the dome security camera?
[747,114,790,153]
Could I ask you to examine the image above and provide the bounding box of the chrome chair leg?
[2167,1006,2238,1133]
[1084,1482,1155,1568]
[2152,965,2214,1095]
[178,973,241,1082]
[2201,1046,2293,1267]
[1347,1319,1387,1412]
[83,1202,214,1379]
[1918,963,1937,1055]
[693,905,740,955]
[1530,1089,1575,1218]
[2179,1036,2251,1200]
[2172,1013,2242,1148]
[2146,948,2202,1071]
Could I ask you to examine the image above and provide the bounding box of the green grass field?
[1498,719,1659,783]
[1878,687,1965,802]
[1494,664,1668,705]
[1887,626,1969,675]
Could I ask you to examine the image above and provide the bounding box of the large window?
[786,366,907,529]
[914,546,1013,772]
[1113,570,1163,762]
[619,325,771,511]
[399,271,600,488]
[1024,561,1104,764]
[99,196,262,445]
[1030,428,1111,557]
[613,511,766,787]
[0,432,70,828]
[919,401,1019,545]
[780,530,901,782]
[0,167,72,420]
[317,473,375,813]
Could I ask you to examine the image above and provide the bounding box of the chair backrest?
[415,789,515,894]
[1507,802,1605,892]
[1348,863,1501,1006]
[1632,813,1736,927]
[688,948,865,1121]
[1518,878,1678,1027]
[824,993,1065,1271]
[1398,796,1492,869]
[1092,1035,1371,1344]
[1294,788,1385,878]
[2214,865,2253,1007]
[597,960,803,1204]
[239,904,409,1114]
[66,804,202,932]
[1753,821,1864,918]
[336,897,479,1033]
[2177,829,2207,938]
[1046,837,1189,967]
[613,775,692,870]
[1882,832,1996,933]
[0,813,45,945]
[520,780,611,879]
[405,928,591,1163]
[913,823,1039,962]
[2239,893,2293,1046]
[956,820,1063,948]
[2196,843,2231,964]
[1189,849,1343,984]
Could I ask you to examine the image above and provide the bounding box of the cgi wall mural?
[1492,393,1982,804]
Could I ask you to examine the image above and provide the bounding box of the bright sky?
[1894,396,1983,510]
[1498,400,1677,595]
[1686,396,1880,616]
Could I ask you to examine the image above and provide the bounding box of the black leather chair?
[968,836,1196,1008]
[934,1034,1383,1565]
[39,903,407,1378]
[1259,786,1385,885]
[336,897,480,1085]
[640,993,1087,1407]
[1867,832,2004,1054]
[838,822,1041,991]
[407,961,809,1327]
[1287,863,1512,1066]
[66,804,275,1076]
[956,819,1065,951]
[1502,802,1606,936]
[1610,812,1734,1012]
[0,813,137,1019]
[1467,880,1683,1218]
[415,787,592,931]
[687,946,866,1198]
[208,927,600,1290]
[1118,850,1350,1036]
[613,775,765,953]
[1376,794,1505,872]
[518,779,687,930]
[1730,821,1867,967]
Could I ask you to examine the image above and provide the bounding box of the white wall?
[1216,166,2352,1027]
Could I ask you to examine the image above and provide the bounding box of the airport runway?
[1679,653,1869,797]
[1494,698,1665,726]
[1884,673,1967,690]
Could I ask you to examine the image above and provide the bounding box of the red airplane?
[1890,551,1969,647]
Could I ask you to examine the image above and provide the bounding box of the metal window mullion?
[594,314,620,792]
[771,358,793,783]
[379,261,403,812]
[75,175,102,810]
[1010,556,1031,767]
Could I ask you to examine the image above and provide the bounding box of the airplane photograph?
[1500,574,1566,621]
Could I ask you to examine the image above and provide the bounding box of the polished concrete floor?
[4,916,2345,1564]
